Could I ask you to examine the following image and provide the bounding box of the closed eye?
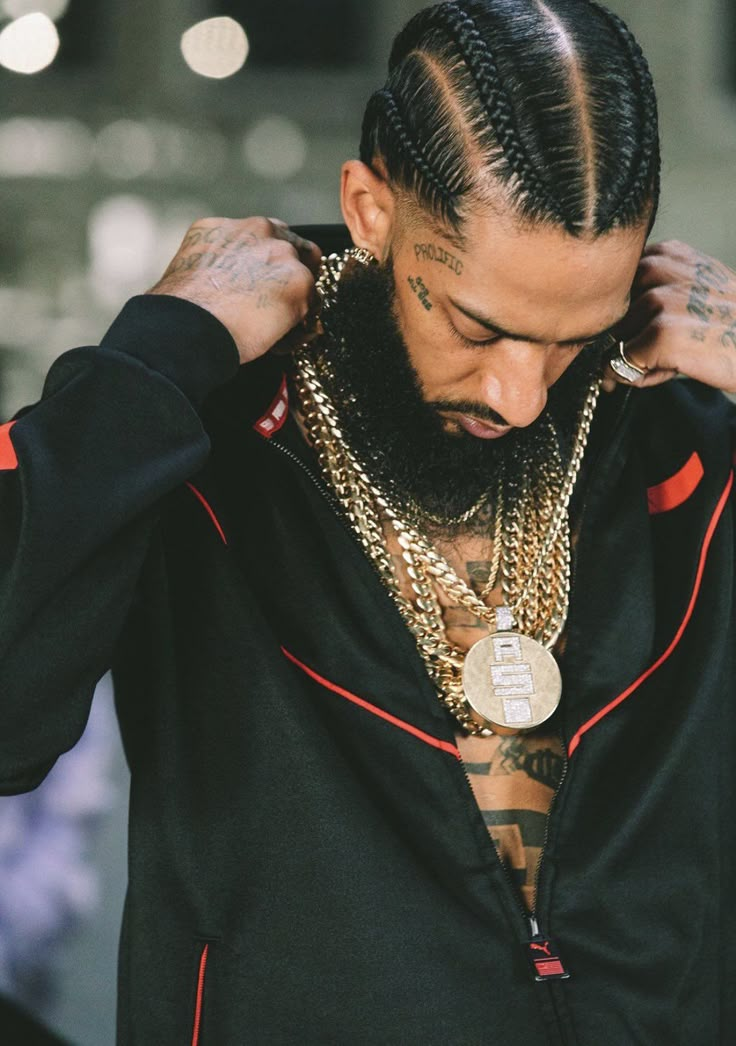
[448,325,500,348]
[449,322,618,353]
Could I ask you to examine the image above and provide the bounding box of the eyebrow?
[448,296,630,346]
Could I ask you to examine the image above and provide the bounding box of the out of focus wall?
[615,0,736,262]
[0,2,733,1044]
[0,0,734,417]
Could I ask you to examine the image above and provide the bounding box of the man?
[2,0,736,1042]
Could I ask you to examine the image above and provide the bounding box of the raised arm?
[0,217,320,794]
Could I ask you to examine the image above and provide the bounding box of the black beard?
[311,255,603,532]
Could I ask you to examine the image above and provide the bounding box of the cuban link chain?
[293,251,601,735]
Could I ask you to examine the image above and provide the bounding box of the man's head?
[326,0,659,521]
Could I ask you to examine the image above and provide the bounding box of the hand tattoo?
[718,305,736,350]
[687,259,734,347]
[160,224,289,296]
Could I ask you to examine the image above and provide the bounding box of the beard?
[307,253,603,533]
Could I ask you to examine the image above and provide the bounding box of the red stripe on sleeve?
[647,451,704,515]
[190,943,209,1046]
[281,647,462,760]
[0,421,18,471]
[186,484,228,546]
[569,471,733,757]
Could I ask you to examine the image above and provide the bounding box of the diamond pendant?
[462,621,562,736]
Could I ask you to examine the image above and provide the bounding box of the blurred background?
[0,1,734,1042]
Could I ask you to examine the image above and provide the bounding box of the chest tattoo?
[386,526,566,911]
[456,732,566,913]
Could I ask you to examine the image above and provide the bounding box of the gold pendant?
[462,632,562,736]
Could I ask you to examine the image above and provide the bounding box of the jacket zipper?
[455,735,568,942]
[525,389,635,947]
[269,394,630,986]
[270,436,557,935]
[270,432,579,1046]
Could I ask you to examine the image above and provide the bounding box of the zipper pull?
[526,917,571,982]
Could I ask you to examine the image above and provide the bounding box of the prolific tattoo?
[408,275,433,311]
[414,242,465,276]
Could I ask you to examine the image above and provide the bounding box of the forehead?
[399,204,648,337]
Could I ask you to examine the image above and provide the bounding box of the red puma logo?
[530,941,553,958]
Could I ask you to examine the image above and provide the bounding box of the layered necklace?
[293,250,601,736]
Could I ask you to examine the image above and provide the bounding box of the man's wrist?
[101,294,240,408]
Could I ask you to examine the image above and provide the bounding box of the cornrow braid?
[586,0,661,229]
[373,88,455,220]
[392,1,564,222]
[361,0,661,239]
[441,3,566,221]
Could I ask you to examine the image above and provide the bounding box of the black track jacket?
[1,227,735,1045]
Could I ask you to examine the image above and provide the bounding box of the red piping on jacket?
[568,471,734,757]
[647,452,704,515]
[0,421,18,471]
[186,483,228,546]
[191,943,209,1046]
[281,647,462,760]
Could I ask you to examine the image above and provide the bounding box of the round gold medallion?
[462,632,562,735]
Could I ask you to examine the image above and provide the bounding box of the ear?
[340,160,395,261]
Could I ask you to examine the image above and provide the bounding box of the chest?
[383,519,565,912]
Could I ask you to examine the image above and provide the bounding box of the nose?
[477,342,549,430]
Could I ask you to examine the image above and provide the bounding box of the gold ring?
[609,341,647,383]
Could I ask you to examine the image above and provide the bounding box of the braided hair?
[360,0,661,238]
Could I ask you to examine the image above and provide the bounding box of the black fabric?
[1,232,735,1043]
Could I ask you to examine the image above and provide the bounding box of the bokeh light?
[88,195,159,306]
[242,116,308,181]
[180,16,249,80]
[0,12,59,74]
[0,118,93,177]
[95,121,158,181]
[2,0,69,21]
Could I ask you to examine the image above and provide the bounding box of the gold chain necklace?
[295,249,601,736]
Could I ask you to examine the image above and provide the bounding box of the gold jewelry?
[317,248,491,530]
[296,250,601,736]
[609,340,647,382]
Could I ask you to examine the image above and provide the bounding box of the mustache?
[430,400,511,428]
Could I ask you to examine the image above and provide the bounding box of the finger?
[633,258,691,295]
[603,343,649,389]
[268,220,323,276]
[613,292,662,345]
[605,330,679,389]
[641,240,692,260]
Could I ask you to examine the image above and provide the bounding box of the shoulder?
[631,380,735,500]
[634,379,735,450]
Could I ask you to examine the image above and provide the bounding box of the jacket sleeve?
[0,294,240,794]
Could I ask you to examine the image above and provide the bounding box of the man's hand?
[604,241,736,394]
[148,217,323,364]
